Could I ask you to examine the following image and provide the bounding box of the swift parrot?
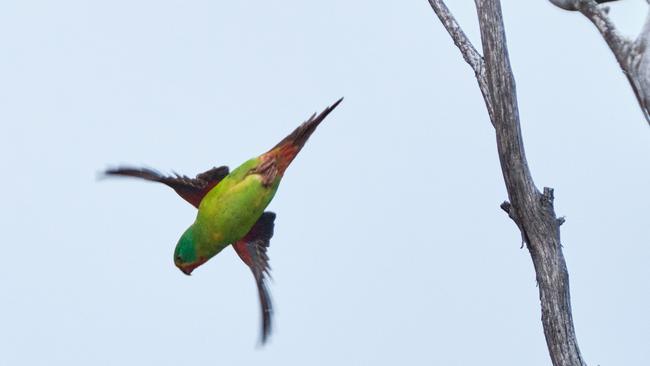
[104,98,343,343]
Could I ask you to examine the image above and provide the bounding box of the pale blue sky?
[1,1,648,365]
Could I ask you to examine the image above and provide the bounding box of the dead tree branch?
[427,1,587,365]
[427,0,494,120]
[549,0,650,124]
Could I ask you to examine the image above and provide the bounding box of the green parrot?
[104,98,342,343]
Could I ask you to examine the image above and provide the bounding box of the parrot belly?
[194,172,279,259]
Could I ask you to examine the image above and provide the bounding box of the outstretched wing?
[233,212,276,344]
[104,166,229,208]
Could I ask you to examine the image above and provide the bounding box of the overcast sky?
[1,1,648,365]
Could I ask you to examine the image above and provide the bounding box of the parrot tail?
[268,97,343,173]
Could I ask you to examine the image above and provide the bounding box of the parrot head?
[174,226,206,275]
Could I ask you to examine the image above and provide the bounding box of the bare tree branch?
[629,10,650,122]
[427,0,494,120]
[427,0,483,74]
[550,0,650,124]
[428,1,587,365]
[550,0,622,10]
[577,1,632,56]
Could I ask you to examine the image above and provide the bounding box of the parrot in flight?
[104,98,343,344]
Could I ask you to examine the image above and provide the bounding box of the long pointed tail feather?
[268,97,343,173]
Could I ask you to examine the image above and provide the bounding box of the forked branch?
[427,1,587,365]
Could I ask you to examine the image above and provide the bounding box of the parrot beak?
[175,257,207,276]
[176,263,195,276]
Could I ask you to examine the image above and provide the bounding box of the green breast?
[193,158,281,258]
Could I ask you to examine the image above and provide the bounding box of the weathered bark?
[549,0,650,125]
[550,0,624,10]
[427,1,587,365]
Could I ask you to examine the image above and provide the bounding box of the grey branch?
[550,0,622,10]
[428,1,587,365]
[427,0,494,120]
[550,0,650,124]
[427,0,483,74]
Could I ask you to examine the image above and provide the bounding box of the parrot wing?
[104,165,229,208]
[233,211,276,344]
